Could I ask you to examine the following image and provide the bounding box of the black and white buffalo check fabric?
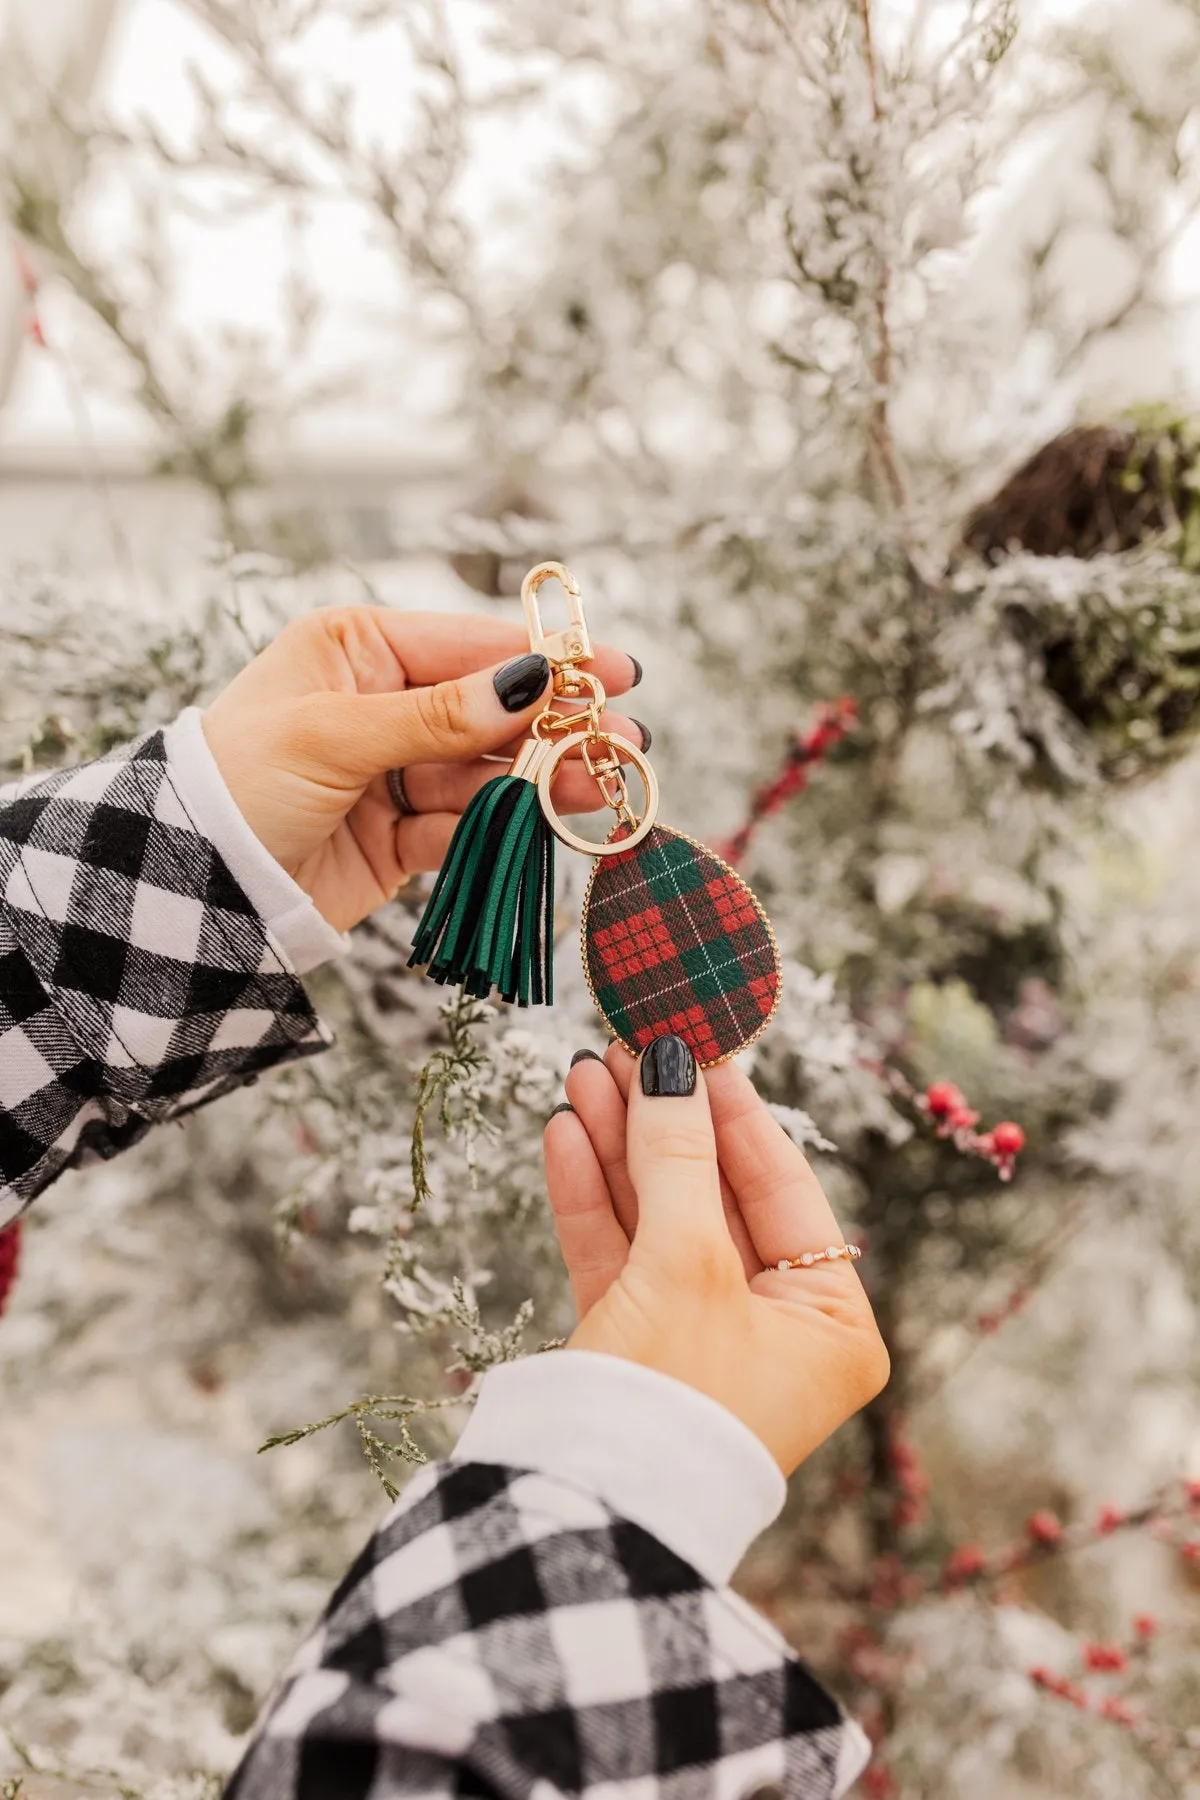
[0,730,328,1223]
[227,1458,849,1800]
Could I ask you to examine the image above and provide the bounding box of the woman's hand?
[202,607,643,933]
[544,1039,889,1477]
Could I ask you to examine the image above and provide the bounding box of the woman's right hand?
[544,1038,889,1478]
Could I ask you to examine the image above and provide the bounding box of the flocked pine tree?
[2,2,1200,1796]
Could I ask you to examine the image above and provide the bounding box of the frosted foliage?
[4,0,1200,1795]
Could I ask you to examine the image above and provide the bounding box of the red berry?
[1083,1642,1126,1672]
[991,1121,1026,1156]
[1027,1509,1065,1546]
[944,1544,987,1584]
[925,1081,965,1115]
[1133,1614,1157,1639]
[1096,1505,1125,1534]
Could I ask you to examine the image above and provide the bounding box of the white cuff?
[835,1720,873,1796]
[163,708,350,975]
[452,1349,786,1588]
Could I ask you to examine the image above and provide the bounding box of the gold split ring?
[536,729,660,856]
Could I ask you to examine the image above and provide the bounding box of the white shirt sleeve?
[163,707,351,974]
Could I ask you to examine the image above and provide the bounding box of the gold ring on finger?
[775,1244,863,1271]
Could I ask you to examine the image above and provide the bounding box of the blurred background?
[1,1,1200,1795]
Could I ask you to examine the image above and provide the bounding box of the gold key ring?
[536,730,660,855]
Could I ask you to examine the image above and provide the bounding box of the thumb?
[626,1034,731,1265]
[287,652,554,784]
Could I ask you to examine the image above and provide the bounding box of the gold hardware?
[531,669,609,740]
[535,730,660,855]
[508,736,557,784]
[514,560,655,853]
[521,561,593,670]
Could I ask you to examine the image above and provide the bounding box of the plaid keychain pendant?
[410,562,782,1066]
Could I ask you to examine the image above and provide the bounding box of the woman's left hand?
[202,606,642,933]
[543,1041,889,1477]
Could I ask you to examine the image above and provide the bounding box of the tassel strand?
[409,775,556,1006]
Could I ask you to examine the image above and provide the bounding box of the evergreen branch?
[259,1393,464,1496]
[408,990,493,1210]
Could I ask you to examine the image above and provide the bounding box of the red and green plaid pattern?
[583,824,781,1065]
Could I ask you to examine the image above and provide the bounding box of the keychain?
[409,562,782,1067]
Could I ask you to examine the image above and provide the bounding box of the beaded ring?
[774,1243,863,1272]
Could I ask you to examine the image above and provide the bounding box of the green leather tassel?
[408,775,555,1006]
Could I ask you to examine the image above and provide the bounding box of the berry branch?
[938,1482,1200,1593]
[717,697,858,866]
[864,1063,1026,1179]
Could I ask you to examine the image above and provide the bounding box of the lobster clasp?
[521,561,593,669]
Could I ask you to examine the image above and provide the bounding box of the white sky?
[1,0,601,460]
[3,0,1196,464]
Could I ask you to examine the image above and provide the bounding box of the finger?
[491,709,649,761]
[286,653,568,788]
[625,1035,731,1261]
[544,1105,629,1316]
[393,810,459,875]
[602,1041,760,1276]
[565,1053,639,1238]
[603,1038,638,1092]
[704,1061,846,1268]
[399,715,650,817]
[308,608,641,701]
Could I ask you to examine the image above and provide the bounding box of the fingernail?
[641,1033,696,1097]
[628,655,643,688]
[630,717,652,753]
[548,1101,575,1120]
[494,652,551,713]
[570,1048,603,1067]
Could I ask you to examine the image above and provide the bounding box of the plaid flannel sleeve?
[225,1457,854,1800]
[0,730,331,1225]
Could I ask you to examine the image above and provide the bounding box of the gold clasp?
[512,561,657,853]
[521,561,593,669]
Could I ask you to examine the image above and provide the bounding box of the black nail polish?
[494,652,551,713]
[629,656,643,688]
[548,1101,575,1119]
[630,717,652,753]
[641,1034,696,1097]
[570,1049,603,1067]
